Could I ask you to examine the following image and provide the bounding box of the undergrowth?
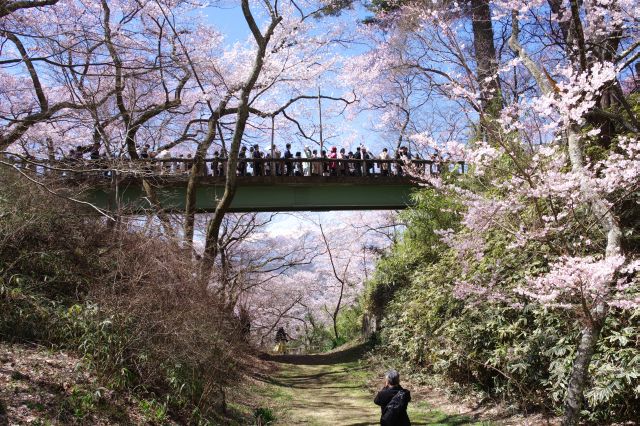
[0,169,252,424]
[365,189,640,423]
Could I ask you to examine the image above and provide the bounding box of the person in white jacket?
[157,149,171,174]
[303,146,312,176]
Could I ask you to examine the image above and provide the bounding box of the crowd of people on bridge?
[131,142,455,177]
[9,141,462,178]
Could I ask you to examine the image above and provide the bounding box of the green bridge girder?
[84,176,420,213]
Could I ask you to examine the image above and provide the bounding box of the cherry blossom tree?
[352,1,638,423]
[195,0,356,279]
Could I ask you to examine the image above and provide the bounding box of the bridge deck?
[85,175,421,213]
[7,156,460,212]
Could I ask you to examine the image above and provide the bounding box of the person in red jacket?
[328,146,338,176]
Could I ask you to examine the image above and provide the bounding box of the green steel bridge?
[85,175,422,213]
[10,157,464,212]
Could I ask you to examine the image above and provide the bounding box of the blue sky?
[198,2,397,155]
[195,3,404,231]
[202,3,249,44]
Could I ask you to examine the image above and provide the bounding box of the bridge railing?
[4,155,466,179]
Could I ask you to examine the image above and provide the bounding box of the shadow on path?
[260,342,480,426]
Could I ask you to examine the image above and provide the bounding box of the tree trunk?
[199,111,245,284]
[184,118,218,244]
[510,15,624,425]
[563,310,605,425]
[332,280,344,344]
[470,0,502,120]
[198,1,281,287]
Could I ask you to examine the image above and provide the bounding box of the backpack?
[381,390,408,425]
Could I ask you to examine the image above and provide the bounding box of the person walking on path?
[274,327,292,354]
[374,369,411,426]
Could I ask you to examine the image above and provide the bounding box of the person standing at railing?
[264,149,272,176]
[401,147,412,176]
[347,151,355,176]
[238,146,248,176]
[362,146,374,175]
[303,146,312,176]
[430,151,442,175]
[294,151,304,176]
[252,144,262,176]
[274,146,282,176]
[378,148,390,176]
[353,146,362,176]
[328,146,338,176]
[283,143,293,176]
[395,146,411,176]
[338,148,347,176]
[211,151,220,176]
[311,149,321,176]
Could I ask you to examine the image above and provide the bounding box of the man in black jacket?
[374,369,411,426]
[283,143,293,176]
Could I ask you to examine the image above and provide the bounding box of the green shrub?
[367,187,640,421]
[254,407,276,425]
[139,398,168,424]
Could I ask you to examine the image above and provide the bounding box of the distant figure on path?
[274,327,290,354]
[374,369,411,426]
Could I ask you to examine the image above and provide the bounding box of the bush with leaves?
[0,169,251,423]
[367,187,640,421]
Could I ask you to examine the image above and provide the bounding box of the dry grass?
[0,169,253,423]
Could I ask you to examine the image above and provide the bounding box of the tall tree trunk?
[198,1,282,288]
[184,118,218,243]
[184,97,232,245]
[332,283,344,344]
[510,15,624,425]
[563,307,606,425]
[199,114,245,283]
[470,0,502,121]
[561,126,621,425]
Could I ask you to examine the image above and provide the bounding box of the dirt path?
[261,345,482,426]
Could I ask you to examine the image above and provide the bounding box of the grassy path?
[259,345,486,426]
